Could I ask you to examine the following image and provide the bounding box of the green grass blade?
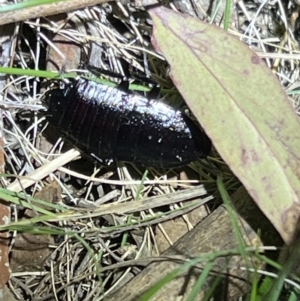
[186,261,214,301]
[0,0,66,13]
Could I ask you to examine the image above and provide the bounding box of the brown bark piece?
[46,14,82,73]
[10,232,54,272]
[155,204,208,253]
[10,182,60,272]
[108,186,281,301]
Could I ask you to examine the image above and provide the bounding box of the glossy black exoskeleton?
[44,78,211,168]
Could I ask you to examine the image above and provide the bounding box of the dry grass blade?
[7,149,80,192]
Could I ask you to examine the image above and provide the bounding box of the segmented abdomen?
[45,78,211,168]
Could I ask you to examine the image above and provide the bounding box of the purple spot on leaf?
[251,56,260,65]
[241,149,248,164]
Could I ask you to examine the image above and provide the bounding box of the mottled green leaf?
[150,7,300,244]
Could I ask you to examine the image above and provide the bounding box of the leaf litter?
[2,0,300,300]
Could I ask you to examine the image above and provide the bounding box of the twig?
[0,0,111,26]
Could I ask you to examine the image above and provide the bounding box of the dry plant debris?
[0,0,299,300]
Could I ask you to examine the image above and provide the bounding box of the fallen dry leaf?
[10,182,60,272]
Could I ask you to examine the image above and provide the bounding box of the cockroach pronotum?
[44,78,211,168]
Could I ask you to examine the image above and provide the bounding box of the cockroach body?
[44,78,211,168]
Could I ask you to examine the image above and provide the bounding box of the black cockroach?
[44,78,211,168]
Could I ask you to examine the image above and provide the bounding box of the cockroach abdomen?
[44,78,211,168]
